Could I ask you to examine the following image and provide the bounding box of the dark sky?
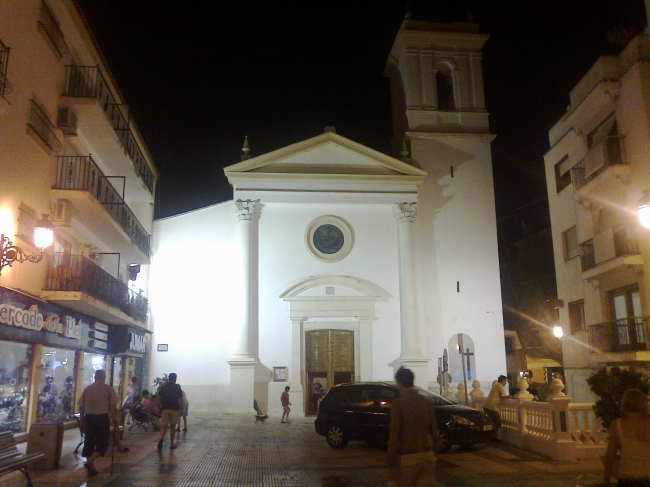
[77,1,647,220]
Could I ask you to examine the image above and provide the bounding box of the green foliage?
[586,367,650,428]
[153,374,169,396]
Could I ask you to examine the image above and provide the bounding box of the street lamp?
[553,325,564,339]
[639,190,650,230]
[0,214,54,274]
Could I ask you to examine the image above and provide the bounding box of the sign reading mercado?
[0,303,81,340]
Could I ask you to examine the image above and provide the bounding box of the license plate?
[483,424,493,431]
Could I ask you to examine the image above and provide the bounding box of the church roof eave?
[226,173,425,187]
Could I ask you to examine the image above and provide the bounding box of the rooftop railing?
[28,100,62,153]
[43,254,147,324]
[63,65,154,195]
[570,136,626,191]
[588,317,650,353]
[0,39,12,96]
[54,156,151,257]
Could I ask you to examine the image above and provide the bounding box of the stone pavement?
[2,414,608,487]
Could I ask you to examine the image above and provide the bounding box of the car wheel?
[436,427,452,453]
[326,424,348,449]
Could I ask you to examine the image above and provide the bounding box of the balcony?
[37,0,70,59]
[27,100,62,153]
[52,156,151,264]
[578,225,642,280]
[570,136,630,206]
[41,254,147,327]
[588,317,650,355]
[0,39,12,96]
[62,66,154,200]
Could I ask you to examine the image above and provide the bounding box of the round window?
[305,216,353,263]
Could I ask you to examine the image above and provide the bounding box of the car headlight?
[450,414,475,426]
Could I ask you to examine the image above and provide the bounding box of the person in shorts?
[280,386,291,423]
[157,373,184,450]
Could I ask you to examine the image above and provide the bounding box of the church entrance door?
[305,329,354,415]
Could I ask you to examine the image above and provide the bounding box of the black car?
[314,382,495,452]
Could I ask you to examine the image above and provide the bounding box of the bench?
[0,431,45,487]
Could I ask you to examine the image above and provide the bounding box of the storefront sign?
[128,332,146,353]
[0,303,81,340]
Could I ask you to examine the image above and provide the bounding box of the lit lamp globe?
[640,192,650,230]
[553,325,564,339]
[33,215,54,249]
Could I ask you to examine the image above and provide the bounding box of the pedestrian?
[280,386,291,423]
[123,375,139,424]
[176,390,188,432]
[157,373,184,450]
[483,375,511,430]
[78,369,121,476]
[387,367,439,487]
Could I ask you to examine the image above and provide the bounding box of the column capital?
[236,199,260,221]
[394,202,418,223]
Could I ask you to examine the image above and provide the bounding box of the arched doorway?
[281,275,383,415]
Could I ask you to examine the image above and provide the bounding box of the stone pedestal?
[228,360,256,414]
[391,358,430,390]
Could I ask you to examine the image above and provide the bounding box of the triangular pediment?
[224,132,426,186]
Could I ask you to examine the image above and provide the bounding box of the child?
[280,386,291,423]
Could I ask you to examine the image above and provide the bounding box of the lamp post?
[0,214,54,274]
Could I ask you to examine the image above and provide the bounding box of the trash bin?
[26,422,64,470]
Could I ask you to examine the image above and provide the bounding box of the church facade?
[148,19,506,415]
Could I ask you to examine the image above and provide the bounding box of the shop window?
[563,226,579,260]
[554,154,571,193]
[568,300,585,334]
[0,341,31,433]
[37,347,75,422]
[81,352,106,391]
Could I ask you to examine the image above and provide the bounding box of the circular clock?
[305,216,353,263]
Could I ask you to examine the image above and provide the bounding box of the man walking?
[78,369,120,476]
[157,373,184,450]
[484,375,511,429]
[387,367,439,486]
[280,386,291,423]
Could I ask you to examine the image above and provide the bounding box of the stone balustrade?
[471,377,606,461]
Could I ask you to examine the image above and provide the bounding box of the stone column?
[288,318,304,415]
[228,199,260,413]
[392,202,429,389]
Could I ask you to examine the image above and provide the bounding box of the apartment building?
[544,28,650,402]
[0,0,157,435]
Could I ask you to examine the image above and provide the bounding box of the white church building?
[148,19,507,415]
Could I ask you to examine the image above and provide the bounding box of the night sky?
[77,1,647,220]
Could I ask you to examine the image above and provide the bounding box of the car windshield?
[416,387,456,405]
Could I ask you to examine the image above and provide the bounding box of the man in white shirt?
[78,369,119,476]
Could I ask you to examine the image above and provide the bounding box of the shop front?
[109,326,148,405]
[0,286,111,435]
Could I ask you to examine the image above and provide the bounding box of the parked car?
[314,382,495,451]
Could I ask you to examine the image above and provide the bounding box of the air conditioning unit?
[57,107,77,136]
[53,200,74,226]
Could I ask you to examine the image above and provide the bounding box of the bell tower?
[384,18,507,388]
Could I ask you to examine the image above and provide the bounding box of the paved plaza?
[3,414,607,487]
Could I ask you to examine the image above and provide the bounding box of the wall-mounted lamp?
[639,190,650,230]
[553,325,564,339]
[0,214,54,275]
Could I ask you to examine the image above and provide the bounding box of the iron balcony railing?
[28,100,62,153]
[588,317,650,353]
[37,0,70,58]
[0,39,12,96]
[570,136,626,191]
[578,225,639,272]
[63,65,154,195]
[54,156,151,257]
[43,254,147,324]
